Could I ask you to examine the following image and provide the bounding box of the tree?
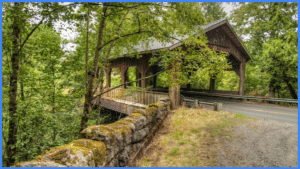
[201,2,227,22]
[230,2,298,98]
[2,2,77,166]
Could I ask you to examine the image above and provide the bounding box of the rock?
[108,158,119,167]
[130,114,147,130]
[132,128,147,142]
[26,139,106,167]
[19,161,66,167]
[118,147,130,167]
[17,98,170,168]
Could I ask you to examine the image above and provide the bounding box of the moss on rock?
[149,101,163,108]
[38,139,106,167]
[145,106,158,117]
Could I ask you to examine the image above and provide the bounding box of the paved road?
[184,95,298,125]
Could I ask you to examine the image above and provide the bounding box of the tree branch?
[98,30,152,51]
[18,17,45,53]
[18,3,78,54]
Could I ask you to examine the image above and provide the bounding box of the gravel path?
[214,119,298,167]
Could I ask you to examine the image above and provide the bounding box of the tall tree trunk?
[97,67,105,125]
[284,80,297,99]
[85,4,90,91]
[20,80,24,101]
[283,71,298,99]
[7,2,21,166]
[209,76,216,93]
[269,78,276,98]
[20,38,25,101]
[79,5,108,137]
[52,61,56,141]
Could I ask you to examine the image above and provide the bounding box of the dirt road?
[214,119,298,167]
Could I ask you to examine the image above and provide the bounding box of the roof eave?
[222,19,252,62]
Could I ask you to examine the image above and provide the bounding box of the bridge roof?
[112,19,251,62]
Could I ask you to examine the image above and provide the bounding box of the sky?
[222,2,235,18]
[60,2,238,52]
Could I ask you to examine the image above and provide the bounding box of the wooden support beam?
[105,68,111,88]
[209,76,216,93]
[187,72,191,90]
[153,75,157,89]
[239,61,245,95]
[136,69,141,87]
[141,71,146,88]
[119,66,127,89]
[169,65,181,110]
[169,84,180,110]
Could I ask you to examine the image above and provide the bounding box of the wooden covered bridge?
[94,19,251,112]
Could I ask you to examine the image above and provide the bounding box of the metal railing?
[97,87,169,106]
[181,94,222,111]
[182,90,298,104]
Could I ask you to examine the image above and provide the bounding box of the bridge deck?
[92,88,169,115]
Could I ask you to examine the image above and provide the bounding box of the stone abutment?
[14,98,170,167]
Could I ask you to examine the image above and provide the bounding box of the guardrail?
[182,90,298,104]
[181,95,222,111]
[153,88,297,104]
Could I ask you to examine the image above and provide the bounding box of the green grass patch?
[235,113,254,119]
[191,129,199,133]
[179,141,186,145]
[167,147,180,156]
[171,131,184,140]
[162,138,169,146]
[183,148,190,154]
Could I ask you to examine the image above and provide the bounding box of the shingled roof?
[113,19,251,62]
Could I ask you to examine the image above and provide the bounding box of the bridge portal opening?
[125,66,140,88]
[111,68,121,87]
[191,71,210,90]
[215,71,239,92]
[186,70,240,95]
[146,71,154,88]
[156,71,168,88]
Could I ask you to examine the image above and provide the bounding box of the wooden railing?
[101,87,169,105]
[93,87,169,106]
[92,70,168,106]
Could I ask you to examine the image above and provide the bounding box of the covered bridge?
[103,19,251,107]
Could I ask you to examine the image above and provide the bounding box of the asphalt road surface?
[184,96,298,125]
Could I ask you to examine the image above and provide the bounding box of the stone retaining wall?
[14,98,170,167]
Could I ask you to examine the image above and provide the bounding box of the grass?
[170,131,184,140]
[235,113,255,119]
[139,106,256,167]
[167,147,180,156]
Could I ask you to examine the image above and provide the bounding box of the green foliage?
[111,68,121,87]
[150,30,230,87]
[201,2,227,22]
[191,71,210,89]
[230,2,298,98]
[2,24,83,166]
[215,71,239,91]
[127,67,137,87]
[156,72,169,88]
